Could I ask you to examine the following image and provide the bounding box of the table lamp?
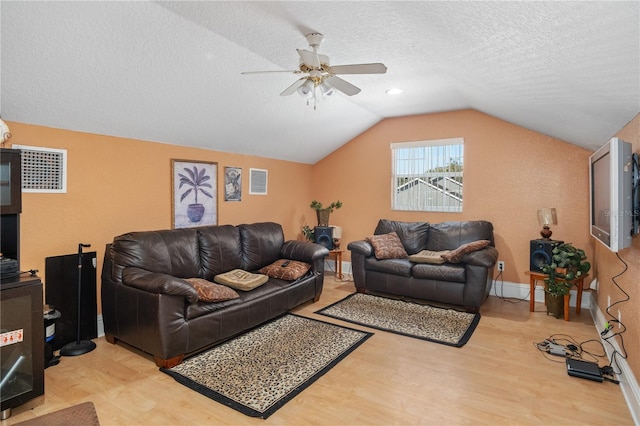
[537,208,557,240]
[330,225,342,249]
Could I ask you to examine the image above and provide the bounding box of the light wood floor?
[2,275,634,425]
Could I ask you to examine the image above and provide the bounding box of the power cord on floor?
[492,269,529,303]
[340,262,354,282]
[324,260,353,282]
[534,333,619,383]
[599,252,629,377]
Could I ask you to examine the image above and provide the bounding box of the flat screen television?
[589,137,635,252]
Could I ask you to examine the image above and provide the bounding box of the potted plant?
[310,200,342,226]
[302,225,315,242]
[541,243,591,318]
[178,166,214,222]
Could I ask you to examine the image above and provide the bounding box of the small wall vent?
[13,145,67,193]
[249,168,268,195]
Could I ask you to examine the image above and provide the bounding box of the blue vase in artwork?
[187,203,205,222]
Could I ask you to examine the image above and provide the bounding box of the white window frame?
[391,138,464,212]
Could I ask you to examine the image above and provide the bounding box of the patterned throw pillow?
[213,269,269,291]
[259,259,311,281]
[184,278,240,302]
[374,219,430,255]
[440,240,491,263]
[366,232,409,259]
[408,249,452,264]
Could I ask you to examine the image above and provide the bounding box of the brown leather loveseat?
[101,222,328,367]
[348,219,498,313]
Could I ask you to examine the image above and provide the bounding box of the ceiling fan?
[242,33,387,107]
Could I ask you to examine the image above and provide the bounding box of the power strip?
[548,343,566,357]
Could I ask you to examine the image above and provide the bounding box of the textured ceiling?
[1,1,638,164]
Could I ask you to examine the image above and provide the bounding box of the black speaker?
[530,239,563,272]
[45,251,98,351]
[314,226,334,250]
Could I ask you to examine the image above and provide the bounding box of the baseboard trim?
[324,259,353,280]
[328,267,592,308]
[590,298,640,424]
[491,278,592,309]
[97,314,104,338]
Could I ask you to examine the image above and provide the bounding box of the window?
[391,138,463,212]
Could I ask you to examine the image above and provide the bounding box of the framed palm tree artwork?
[171,159,217,228]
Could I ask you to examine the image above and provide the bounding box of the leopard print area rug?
[161,314,372,419]
[316,293,480,347]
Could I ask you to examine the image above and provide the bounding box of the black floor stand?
[60,339,96,356]
[60,243,96,357]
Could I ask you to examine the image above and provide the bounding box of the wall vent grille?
[249,168,268,195]
[13,145,67,193]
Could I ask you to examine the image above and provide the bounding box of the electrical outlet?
[618,310,622,328]
[497,261,505,272]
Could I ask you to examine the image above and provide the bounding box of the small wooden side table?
[327,249,343,279]
[526,271,587,321]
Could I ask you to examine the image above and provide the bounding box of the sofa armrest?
[347,240,373,257]
[462,246,498,268]
[280,240,329,263]
[122,267,199,304]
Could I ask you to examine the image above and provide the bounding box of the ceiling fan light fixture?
[297,79,314,98]
[243,32,387,109]
[319,82,334,97]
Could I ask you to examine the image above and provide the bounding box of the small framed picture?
[224,167,242,201]
[171,159,217,228]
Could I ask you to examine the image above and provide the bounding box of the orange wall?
[313,109,594,282]
[595,114,639,379]
[315,109,639,386]
[7,111,639,381]
[6,122,314,311]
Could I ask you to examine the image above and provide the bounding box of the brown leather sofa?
[348,220,498,313]
[101,222,328,367]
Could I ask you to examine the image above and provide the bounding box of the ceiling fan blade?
[330,63,387,75]
[326,76,361,96]
[241,70,300,75]
[297,49,320,68]
[280,78,307,96]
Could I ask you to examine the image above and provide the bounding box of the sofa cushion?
[239,222,284,271]
[367,232,409,259]
[426,221,494,252]
[214,269,269,291]
[374,219,430,255]
[408,249,451,264]
[198,225,243,280]
[259,259,311,281]
[412,263,466,282]
[441,240,491,263]
[111,228,201,281]
[365,257,413,277]
[184,278,240,302]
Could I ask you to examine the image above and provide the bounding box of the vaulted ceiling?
[1,1,638,164]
